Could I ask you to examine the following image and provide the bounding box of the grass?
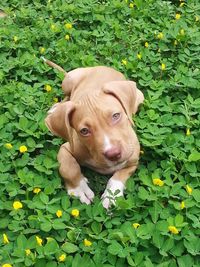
[0,0,200,266]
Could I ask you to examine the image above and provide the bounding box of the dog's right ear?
[45,101,75,141]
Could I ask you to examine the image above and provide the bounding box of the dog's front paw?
[67,178,94,205]
[101,178,125,209]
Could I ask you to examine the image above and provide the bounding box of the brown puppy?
[44,58,144,208]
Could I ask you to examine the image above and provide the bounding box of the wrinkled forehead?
[71,93,123,126]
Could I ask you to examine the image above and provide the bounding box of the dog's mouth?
[114,160,127,168]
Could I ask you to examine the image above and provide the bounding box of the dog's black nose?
[104,147,121,161]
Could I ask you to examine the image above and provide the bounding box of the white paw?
[67,178,94,205]
[101,178,125,209]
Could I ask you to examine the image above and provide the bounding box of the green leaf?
[72,254,82,267]
[188,151,200,162]
[138,186,149,200]
[177,255,194,267]
[134,252,144,265]
[0,218,9,229]
[45,262,58,267]
[19,117,29,129]
[91,221,102,234]
[52,219,66,230]
[26,137,36,148]
[61,195,70,210]
[175,214,184,226]
[62,242,79,253]
[144,257,154,267]
[152,231,164,249]
[192,189,200,202]
[40,221,52,232]
[16,234,27,250]
[184,236,200,255]
[44,239,59,255]
[39,192,49,204]
[161,238,174,252]
[136,225,151,240]
[107,241,123,256]
[156,221,168,232]
[126,255,135,266]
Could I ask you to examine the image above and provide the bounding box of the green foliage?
[0,0,200,266]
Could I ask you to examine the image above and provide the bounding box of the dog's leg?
[57,142,94,204]
[101,165,137,209]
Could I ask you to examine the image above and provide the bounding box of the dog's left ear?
[45,101,75,142]
[103,81,144,118]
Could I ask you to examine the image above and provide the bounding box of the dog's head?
[45,81,144,167]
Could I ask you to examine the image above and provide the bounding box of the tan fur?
[45,62,144,207]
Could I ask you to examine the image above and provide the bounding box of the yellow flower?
[175,13,181,20]
[45,85,52,92]
[144,42,149,48]
[3,233,9,244]
[71,209,79,217]
[161,63,166,71]
[59,254,66,262]
[83,238,92,247]
[186,128,190,136]
[51,24,56,30]
[5,143,13,149]
[137,53,142,60]
[195,16,199,22]
[153,178,164,187]
[33,188,41,194]
[56,210,62,218]
[65,34,70,40]
[2,264,13,267]
[25,249,31,256]
[13,36,18,42]
[36,236,43,246]
[180,29,185,35]
[13,201,23,210]
[157,32,164,39]
[40,47,45,54]
[180,2,184,7]
[186,185,192,195]
[65,23,72,29]
[121,59,127,65]
[168,226,179,234]
[132,223,140,229]
[129,3,134,8]
[174,40,178,46]
[19,145,27,153]
[53,97,58,103]
[180,201,185,209]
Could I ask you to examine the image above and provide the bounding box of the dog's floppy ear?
[103,81,144,120]
[45,101,75,142]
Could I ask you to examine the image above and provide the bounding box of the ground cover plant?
[0,0,200,266]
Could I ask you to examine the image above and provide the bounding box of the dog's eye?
[80,128,90,136]
[112,113,121,121]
